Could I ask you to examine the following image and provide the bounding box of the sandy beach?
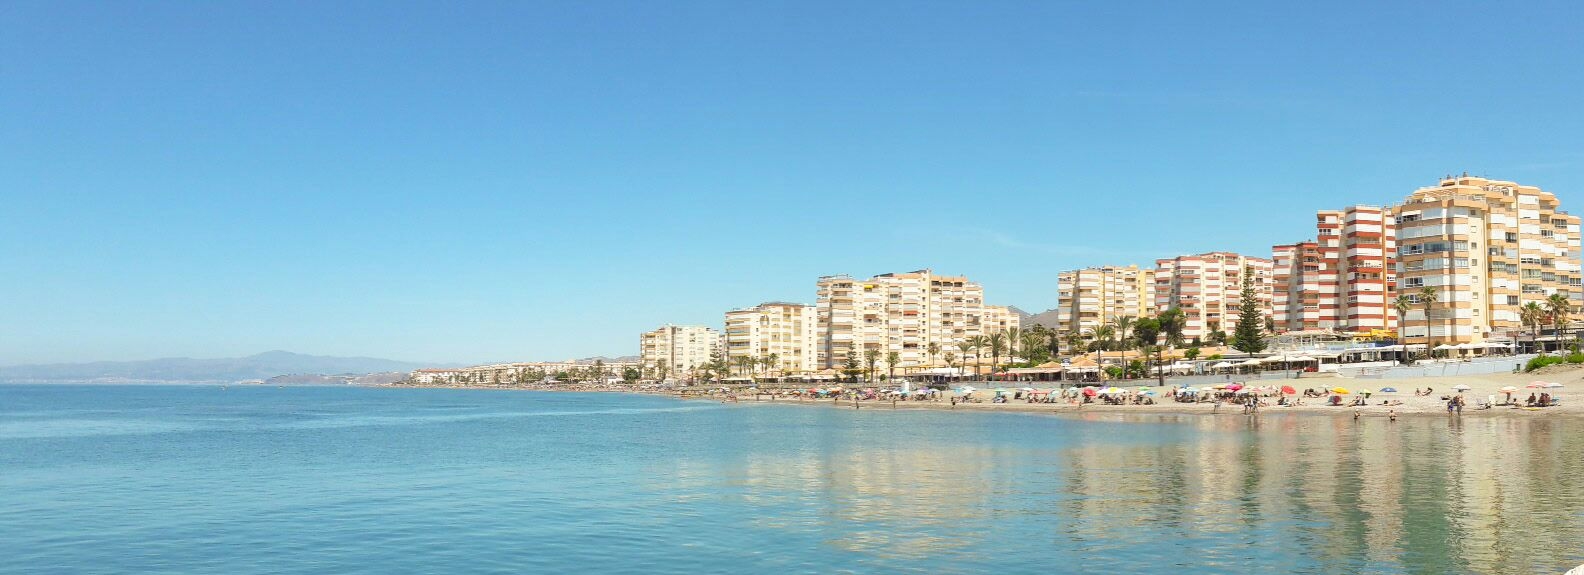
[718,367,1581,418]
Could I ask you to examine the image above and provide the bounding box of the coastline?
[385,366,1581,418]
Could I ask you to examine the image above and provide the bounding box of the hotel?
[1154,252,1273,342]
[1393,175,1581,344]
[1272,205,1396,335]
[1054,265,1156,335]
[724,302,818,376]
[815,269,1019,371]
[638,325,720,378]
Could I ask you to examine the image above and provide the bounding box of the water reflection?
[647,409,1584,574]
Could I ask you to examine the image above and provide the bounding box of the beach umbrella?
[1281,385,1297,395]
[1331,387,1351,394]
[1452,384,1472,392]
[1544,382,1564,389]
[1500,386,1519,393]
[1226,384,1244,391]
[1357,388,1373,395]
[1380,387,1398,393]
[1082,387,1098,397]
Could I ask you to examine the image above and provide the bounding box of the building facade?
[723,302,818,375]
[815,269,1018,371]
[1154,252,1274,342]
[1272,206,1397,335]
[1054,265,1156,335]
[638,325,720,378]
[1393,175,1581,344]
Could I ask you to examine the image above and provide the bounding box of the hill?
[0,351,452,384]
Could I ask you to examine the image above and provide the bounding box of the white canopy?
[1433,344,1458,351]
[1239,359,1263,366]
[1454,343,1482,350]
[1211,361,1234,368]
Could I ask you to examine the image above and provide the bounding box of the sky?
[4,1,1583,365]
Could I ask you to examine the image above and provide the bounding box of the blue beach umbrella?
[1380,387,1398,393]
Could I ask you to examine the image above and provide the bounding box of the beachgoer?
[1389,409,1397,421]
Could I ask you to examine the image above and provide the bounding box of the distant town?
[406,174,1581,387]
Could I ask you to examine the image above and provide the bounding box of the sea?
[2,384,1581,574]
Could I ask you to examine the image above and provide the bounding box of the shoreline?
[383,373,1580,418]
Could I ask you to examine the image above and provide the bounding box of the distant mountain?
[1027,308,1061,329]
[0,351,454,384]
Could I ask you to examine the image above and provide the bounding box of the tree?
[864,349,881,384]
[842,350,861,382]
[943,350,956,373]
[968,335,989,380]
[765,353,780,378]
[1132,316,1162,384]
[622,367,640,383]
[1113,316,1136,353]
[1157,307,1187,348]
[1005,327,1022,365]
[1548,292,1572,350]
[1064,331,1086,357]
[927,342,940,367]
[988,331,1007,375]
[1231,265,1268,353]
[955,341,973,378]
[1020,330,1046,366]
[1393,295,1414,345]
[885,350,901,383]
[1522,301,1546,353]
[1184,347,1201,360]
[1419,287,1439,348]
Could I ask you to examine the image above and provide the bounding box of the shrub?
[1566,353,1584,364]
[1526,355,1566,372]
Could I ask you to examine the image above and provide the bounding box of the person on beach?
[1389,409,1397,421]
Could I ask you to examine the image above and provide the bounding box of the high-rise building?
[723,302,818,375]
[1273,206,1396,334]
[814,269,1016,371]
[638,325,720,378]
[1054,265,1156,335]
[1393,175,1580,344]
[1154,252,1273,342]
[982,305,1022,335]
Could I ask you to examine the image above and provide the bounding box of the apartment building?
[1393,175,1581,344]
[1154,252,1273,341]
[724,302,818,375]
[1272,206,1396,334]
[638,325,720,378]
[814,269,1017,370]
[1054,265,1156,335]
[983,305,1023,335]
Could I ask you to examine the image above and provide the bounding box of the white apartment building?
[1054,265,1156,335]
[1154,252,1274,342]
[815,269,1019,371]
[724,302,818,375]
[1394,175,1581,344]
[638,325,720,378]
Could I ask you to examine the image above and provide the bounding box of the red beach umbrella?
[1281,385,1297,395]
[1082,387,1098,397]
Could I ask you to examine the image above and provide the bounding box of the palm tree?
[988,331,1007,376]
[1393,295,1414,344]
[926,342,940,367]
[764,353,779,378]
[1522,301,1546,354]
[967,335,989,380]
[1020,331,1044,366]
[943,350,956,374]
[955,341,973,378]
[864,349,880,384]
[1548,292,1572,351]
[885,350,901,383]
[1064,331,1086,357]
[1005,327,1022,367]
[1419,287,1439,349]
[1113,316,1136,353]
[1093,325,1115,380]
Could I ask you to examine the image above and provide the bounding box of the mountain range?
[0,351,456,384]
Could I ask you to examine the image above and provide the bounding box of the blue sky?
[4,1,1582,365]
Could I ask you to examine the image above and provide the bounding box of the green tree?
[926,342,940,367]
[1158,307,1188,348]
[988,331,1007,375]
[967,335,989,380]
[1548,292,1572,349]
[1393,295,1414,345]
[1522,301,1546,353]
[1184,347,1201,361]
[864,349,881,384]
[1113,316,1136,353]
[943,350,956,373]
[1419,287,1439,348]
[1231,265,1268,353]
[1132,316,1162,384]
[955,341,973,378]
[885,350,901,383]
[842,350,861,382]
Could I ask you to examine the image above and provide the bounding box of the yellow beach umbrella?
[1331,387,1351,394]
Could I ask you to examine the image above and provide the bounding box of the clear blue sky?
[4,1,1581,365]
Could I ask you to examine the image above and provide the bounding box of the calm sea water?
[1,384,1581,574]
